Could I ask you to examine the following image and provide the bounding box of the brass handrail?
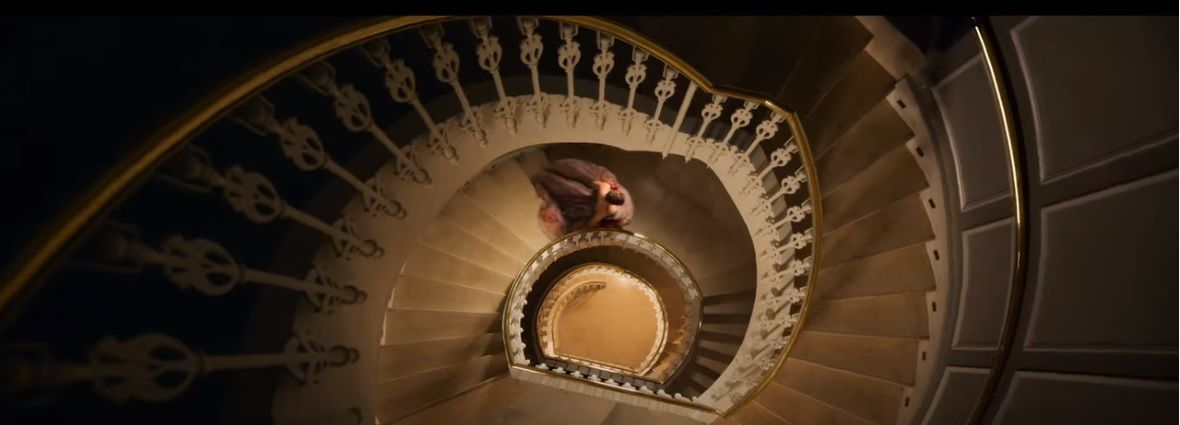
[966,17,1031,425]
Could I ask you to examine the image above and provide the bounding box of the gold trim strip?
[966,20,1030,425]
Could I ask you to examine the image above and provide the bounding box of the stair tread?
[379,333,504,381]
[731,400,794,425]
[441,193,537,261]
[779,17,873,115]
[815,242,936,300]
[772,358,905,425]
[806,51,898,158]
[402,243,514,295]
[815,100,914,191]
[391,377,520,425]
[791,330,920,385]
[754,382,874,425]
[464,162,550,250]
[819,194,935,267]
[804,292,931,338]
[391,275,506,314]
[822,145,929,232]
[376,354,508,423]
[383,309,501,344]
[420,216,524,278]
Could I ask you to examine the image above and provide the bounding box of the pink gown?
[530,159,634,240]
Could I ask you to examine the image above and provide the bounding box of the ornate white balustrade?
[3,15,821,423]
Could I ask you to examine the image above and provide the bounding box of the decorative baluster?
[29,333,357,403]
[556,22,583,126]
[518,17,550,127]
[359,39,457,161]
[645,66,678,144]
[763,286,804,319]
[296,62,430,184]
[769,200,812,230]
[760,228,814,260]
[589,32,615,129]
[773,167,809,202]
[662,80,699,158]
[684,94,726,162]
[747,167,808,216]
[761,256,812,286]
[709,100,758,165]
[470,17,517,133]
[743,142,800,194]
[217,164,381,260]
[421,24,487,147]
[233,97,406,218]
[618,47,649,135]
[112,232,365,312]
[730,113,786,175]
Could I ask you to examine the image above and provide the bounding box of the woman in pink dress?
[530,159,634,240]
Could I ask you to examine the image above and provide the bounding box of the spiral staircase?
[2,15,1176,425]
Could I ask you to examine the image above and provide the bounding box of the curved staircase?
[0,15,951,425]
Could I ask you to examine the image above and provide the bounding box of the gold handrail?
[966,18,1031,425]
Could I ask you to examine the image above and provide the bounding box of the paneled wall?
[917,15,1178,425]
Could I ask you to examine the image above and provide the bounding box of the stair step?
[703,313,753,324]
[441,193,537,260]
[702,290,757,306]
[755,382,875,425]
[804,292,931,338]
[696,262,759,303]
[402,243,514,295]
[815,99,914,190]
[384,309,501,344]
[779,16,873,115]
[699,330,745,345]
[819,194,935,267]
[731,400,792,425]
[391,275,505,314]
[379,333,504,381]
[815,242,935,300]
[490,158,550,234]
[822,145,929,231]
[391,377,520,425]
[806,51,898,157]
[773,358,905,425]
[498,379,618,425]
[376,354,508,423]
[420,217,524,278]
[600,402,703,425]
[791,330,920,385]
[464,163,550,250]
[697,346,736,363]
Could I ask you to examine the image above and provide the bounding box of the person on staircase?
[530,158,634,240]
